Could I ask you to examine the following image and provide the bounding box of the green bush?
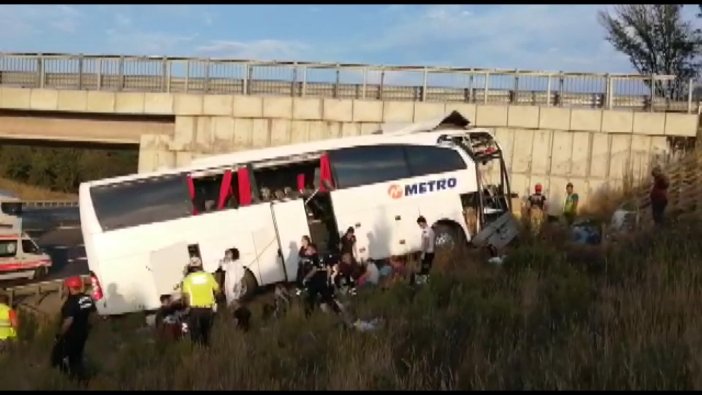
[0,144,137,193]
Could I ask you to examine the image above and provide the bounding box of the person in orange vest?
[51,276,96,381]
[527,183,547,235]
[0,294,18,351]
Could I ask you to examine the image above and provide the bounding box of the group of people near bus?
[525,166,669,235]
[149,214,436,350]
[294,215,436,317]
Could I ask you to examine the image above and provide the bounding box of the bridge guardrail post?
[162,57,168,92]
[546,73,552,107]
[379,67,385,101]
[291,62,298,97]
[300,64,307,97]
[361,67,367,100]
[96,57,102,90]
[78,54,84,90]
[605,74,612,110]
[468,69,474,103]
[483,71,490,104]
[558,72,565,107]
[334,63,340,99]
[649,74,655,113]
[421,67,428,102]
[687,78,693,114]
[205,58,211,93]
[512,69,520,105]
[185,59,190,93]
[118,55,125,91]
[38,53,45,89]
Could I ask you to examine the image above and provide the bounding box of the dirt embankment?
[0,178,77,201]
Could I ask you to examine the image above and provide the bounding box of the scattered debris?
[571,219,602,245]
[488,256,507,265]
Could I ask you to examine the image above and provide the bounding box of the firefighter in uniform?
[527,183,547,235]
[51,276,96,380]
[182,258,221,347]
[0,294,18,351]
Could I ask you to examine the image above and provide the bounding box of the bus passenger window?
[90,174,192,232]
[404,146,467,177]
[190,175,221,214]
[251,158,321,204]
[328,145,410,189]
[188,169,243,213]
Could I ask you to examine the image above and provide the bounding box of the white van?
[0,196,53,280]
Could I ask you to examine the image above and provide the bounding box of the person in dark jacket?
[300,243,340,317]
[51,276,96,381]
[296,236,315,294]
[339,227,358,260]
[650,166,669,226]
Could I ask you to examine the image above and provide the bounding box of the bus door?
[147,241,190,297]
[270,200,310,282]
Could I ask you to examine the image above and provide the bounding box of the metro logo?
[388,184,404,199]
[388,177,458,199]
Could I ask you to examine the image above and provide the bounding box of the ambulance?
[0,192,53,281]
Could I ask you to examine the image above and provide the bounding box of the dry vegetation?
[0,178,76,201]
[1,217,702,390]
[2,152,701,390]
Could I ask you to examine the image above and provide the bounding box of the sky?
[0,4,700,74]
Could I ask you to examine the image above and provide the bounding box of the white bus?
[79,111,515,316]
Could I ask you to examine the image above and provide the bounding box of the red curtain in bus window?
[319,153,334,192]
[237,168,252,206]
[217,170,233,210]
[186,174,199,215]
[297,173,305,193]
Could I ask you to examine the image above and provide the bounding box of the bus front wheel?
[241,269,258,300]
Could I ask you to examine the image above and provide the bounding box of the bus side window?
[251,159,320,203]
[404,145,467,177]
[328,145,410,189]
[188,170,246,213]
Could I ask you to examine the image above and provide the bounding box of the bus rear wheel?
[433,222,467,258]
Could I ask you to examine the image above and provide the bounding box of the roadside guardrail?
[22,200,79,209]
[0,275,91,322]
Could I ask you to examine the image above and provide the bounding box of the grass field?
[1,218,701,390]
[0,178,77,201]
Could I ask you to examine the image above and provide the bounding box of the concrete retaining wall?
[0,87,698,212]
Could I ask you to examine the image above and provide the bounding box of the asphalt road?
[35,226,88,280]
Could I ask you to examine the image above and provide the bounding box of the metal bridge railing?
[22,200,79,209]
[0,52,696,113]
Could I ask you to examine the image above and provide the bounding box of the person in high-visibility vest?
[182,257,221,347]
[562,182,579,226]
[0,294,18,345]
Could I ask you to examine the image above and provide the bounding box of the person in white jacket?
[219,248,246,308]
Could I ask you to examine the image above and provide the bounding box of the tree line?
[0,144,138,194]
[599,5,702,100]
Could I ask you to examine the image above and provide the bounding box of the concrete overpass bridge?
[0,52,699,208]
